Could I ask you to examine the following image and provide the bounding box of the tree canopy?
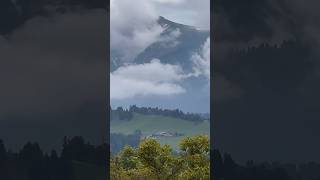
[110,135,210,180]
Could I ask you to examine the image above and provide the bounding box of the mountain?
[111,16,209,72]
[135,16,209,72]
[111,16,210,113]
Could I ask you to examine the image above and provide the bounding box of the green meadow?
[111,113,210,149]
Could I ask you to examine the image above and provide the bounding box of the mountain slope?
[111,16,209,72]
[134,16,209,72]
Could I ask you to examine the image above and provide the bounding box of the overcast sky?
[111,0,210,29]
[151,0,210,29]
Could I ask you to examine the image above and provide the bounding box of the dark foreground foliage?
[0,137,107,180]
[214,149,320,180]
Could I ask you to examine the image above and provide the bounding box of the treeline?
[214,149,320,180]
[111,105,207,122]
[0,137,107,180]
[110,130,141,154]
[110,106,133,121]
[217,40,312,93]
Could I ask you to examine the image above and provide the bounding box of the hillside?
[111,113,209,149]
[134,16,209,72]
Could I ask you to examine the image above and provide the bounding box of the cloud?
[191,37,210,79]
[111,0,164,62]
[151,0,186,5]
[111,59,187,100]
[110,0,210,64]
[111,36,211,100]
[158,28,181,47]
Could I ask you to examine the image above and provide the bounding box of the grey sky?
[152,0,210,29]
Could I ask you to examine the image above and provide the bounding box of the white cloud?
[151,0,186,5]
[158,28,181,47]
[110,0,210,64]
[191,37,210,79]
[160,28,181,41]
[110,0,210,100]
[111,37,211,100]
[110,59,187,100]
[111,0,164,62]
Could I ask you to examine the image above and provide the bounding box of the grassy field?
[111,113,210,149]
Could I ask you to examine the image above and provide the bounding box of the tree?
[110,135,210,180]
[179,135,210,180]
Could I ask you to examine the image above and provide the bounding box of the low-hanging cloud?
[158,28,181,48]
[110,59,187,100]
[111,0,164,62]
[191,37,210,79]
[111,36,211,100]
[110,0,210,65]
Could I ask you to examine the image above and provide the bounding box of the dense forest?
[214,40,320,180]
[110,105,208,122]
[216,40,312,94]
[0,137,107,180]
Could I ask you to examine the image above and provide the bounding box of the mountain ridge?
[111,16,209,72]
